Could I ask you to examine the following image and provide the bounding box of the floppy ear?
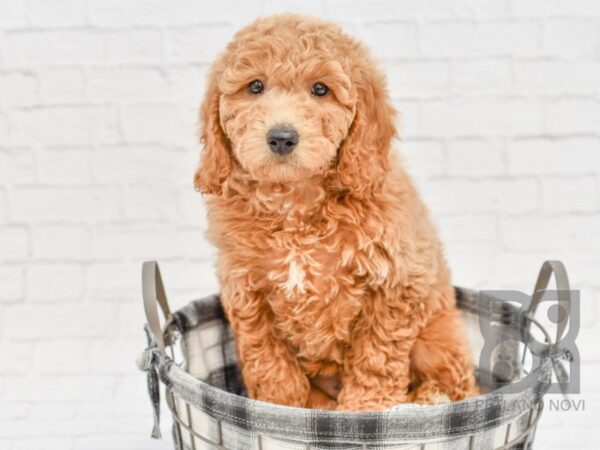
[337,64,397,198]
[194,70,232,195]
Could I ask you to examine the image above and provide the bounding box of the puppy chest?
[263,242,365,362]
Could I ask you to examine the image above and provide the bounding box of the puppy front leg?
[409,308,479,404]
[223,289,310,407]
[336,299,417,411]
[337,335,414,411]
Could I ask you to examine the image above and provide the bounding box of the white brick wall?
[0,1,598,448]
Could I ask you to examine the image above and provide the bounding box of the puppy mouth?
[272,154,295,163]
[262,151,315,174]
[266,149,299,165]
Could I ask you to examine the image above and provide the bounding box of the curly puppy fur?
[194,14,478,411]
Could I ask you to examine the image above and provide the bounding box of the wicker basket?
[138,260,573,450]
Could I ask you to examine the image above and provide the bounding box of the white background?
[0,0,599,448]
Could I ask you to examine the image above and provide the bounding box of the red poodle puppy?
[194,14,478,411]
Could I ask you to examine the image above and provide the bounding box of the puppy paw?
[428,392,451,405]
[307,386,337,410]
[243,358,310,407]
[336,384,409,411]
[409,380,452,405]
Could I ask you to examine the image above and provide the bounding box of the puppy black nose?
[267,127,299,155]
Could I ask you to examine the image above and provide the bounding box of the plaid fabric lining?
[151,288,550,449]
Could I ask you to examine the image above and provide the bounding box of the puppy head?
[194,14,396,197]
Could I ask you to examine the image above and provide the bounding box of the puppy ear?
[337,64,397,198]
[194,71,232,195]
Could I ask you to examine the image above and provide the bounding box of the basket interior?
[170,288,530,398]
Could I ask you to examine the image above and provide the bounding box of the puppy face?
[219,56,355,183]
[195,15,396,198]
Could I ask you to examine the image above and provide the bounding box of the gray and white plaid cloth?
[141,287,553,450]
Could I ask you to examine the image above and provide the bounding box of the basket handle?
[526,260,573,396]
[142,261,172,355]
[528,260,571,349]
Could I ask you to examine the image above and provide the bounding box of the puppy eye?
[247,79,264,95]
[311,82,329,97]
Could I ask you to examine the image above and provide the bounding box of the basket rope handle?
[142,261,172,356]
